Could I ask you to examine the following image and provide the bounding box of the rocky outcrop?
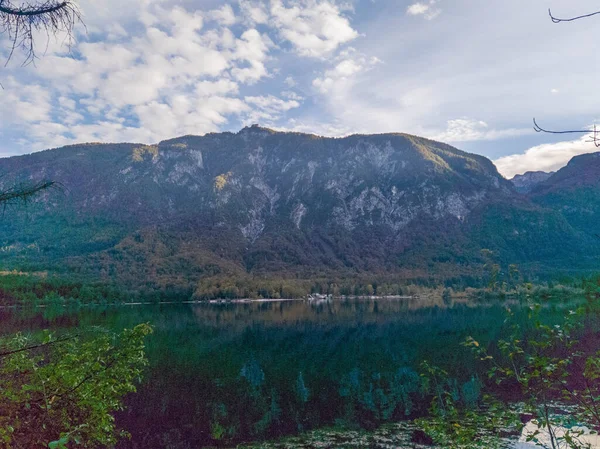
[510,171,553,193]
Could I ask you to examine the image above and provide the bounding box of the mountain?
[510,171,554,193]
[531,153,600,195]
[0,126,597,296]
[529,152,600,239]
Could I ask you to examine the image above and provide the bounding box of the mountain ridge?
[0,127,598,295]
[531,152,600,195]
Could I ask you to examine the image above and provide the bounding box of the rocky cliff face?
[510,171,553,193]
[0,127,597,287]
[0,126,510,235]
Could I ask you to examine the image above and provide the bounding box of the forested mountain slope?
[0,126,597,294]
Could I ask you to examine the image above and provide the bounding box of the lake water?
[0,297,582,448]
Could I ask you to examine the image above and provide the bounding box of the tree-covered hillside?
[1,127,599,296]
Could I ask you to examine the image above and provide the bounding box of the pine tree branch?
[0,1,67,17]
[0,180,56,206]
[0,1,82,65]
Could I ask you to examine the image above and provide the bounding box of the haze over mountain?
[1,127,598,294]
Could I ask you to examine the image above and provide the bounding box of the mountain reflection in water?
[2,298,581,448]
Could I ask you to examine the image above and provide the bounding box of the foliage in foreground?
[0,323,153,449]
[418,303,600,449]
[417,361,517,448]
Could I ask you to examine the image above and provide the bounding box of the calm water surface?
[1,297,582,448]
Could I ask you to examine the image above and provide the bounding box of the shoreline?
[0,295,428,309]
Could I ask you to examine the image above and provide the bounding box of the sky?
[1,0,599,178]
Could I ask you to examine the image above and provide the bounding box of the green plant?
[464,304,600,449]
[416,361,516,448]
[0,323,153,448]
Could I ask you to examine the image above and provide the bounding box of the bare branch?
[0,0,82,65]
[548,8,600,23]
[532,9,600,147]
[0,1,67,16]
[533,119,600,148]
[533,118,591,135]
[0,180,57,206]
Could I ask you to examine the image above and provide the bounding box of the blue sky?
[1,0,599,178]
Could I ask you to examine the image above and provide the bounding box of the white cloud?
[135,95,250,138]
[244,94,301,123]
[313,48,381,94]
[246,95,300,111]
[195,80,239,97]
[407,3,429,15]
[281,90,303,101]
[0,78,53,124]
[239,0,269,24]
[207,4,237,26]
[230,29,273,84]
[78,42,137,71]
[434,119,532,143]
[0,0,371,155]
[99,65,169,108]
[275,118,352,137]
[13,0,588,163]
[167,6,204,35]
[0,0,288,151]
[406,1,441,20]
[284,76,297,87]
[270,0,359,58]
[494,134,599,179]
[5,0,600,165]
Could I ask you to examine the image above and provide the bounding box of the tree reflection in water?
[2,298,580,448]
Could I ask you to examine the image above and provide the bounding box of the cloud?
[284,76,296,87]
[246,95,300,111]
[434,119,532,143]
[195,79,240,97]
[7,0,599,167]
[244,95,302,123]
[230,29,273,84]
[270,0,359,58]
[134,96,250,138]
[313,48,381,94]
[406,1,441,20]
[281,90,303,101]
[494,134,599,179]
[239,0,269,24]
[0,0,292,152]
[1,0,369,155]
[207,4,237,26]
[407,3,429,15]
[274,119,352,137]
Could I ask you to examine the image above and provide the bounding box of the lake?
[0,297,583,448]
